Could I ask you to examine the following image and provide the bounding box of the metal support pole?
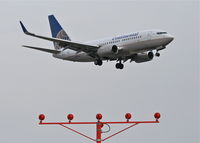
[96,122,102,143]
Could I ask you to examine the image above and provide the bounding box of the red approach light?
[39,114,45,121]
[96,113,102,120]
[125,113,132,121]
[67,114,74,121]
[154,112,161,120]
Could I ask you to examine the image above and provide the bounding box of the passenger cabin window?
[157,32,167,35]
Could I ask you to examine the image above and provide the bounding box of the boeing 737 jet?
[20,15,174,69]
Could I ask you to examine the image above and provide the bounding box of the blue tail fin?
[48,15,71,49]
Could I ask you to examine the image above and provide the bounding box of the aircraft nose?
[165,34,174,44]
[167,34,174,41]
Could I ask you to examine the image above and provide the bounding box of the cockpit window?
[157,32,167,35]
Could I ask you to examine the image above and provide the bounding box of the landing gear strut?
[94,59,103,66]
[115,61,124,69]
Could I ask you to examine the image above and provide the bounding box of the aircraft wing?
[20,21,99,54]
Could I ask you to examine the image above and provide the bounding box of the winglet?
[20,21,29,33]
[20,21,35,36]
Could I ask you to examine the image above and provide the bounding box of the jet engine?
[97,45,118,57]
[133,52,154,63]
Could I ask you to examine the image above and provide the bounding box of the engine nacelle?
[97,45,118,57]
[134,52,154,63]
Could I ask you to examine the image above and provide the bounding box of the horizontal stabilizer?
[22,45,60,54]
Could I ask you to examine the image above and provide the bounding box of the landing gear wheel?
[115,63,120,69]
[119,63,124,69]
[94,60,103,66]
[155,52,160,57]
[98,60,103,66]
[115,63,124,69]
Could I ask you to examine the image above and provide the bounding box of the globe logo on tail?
[54,29,71,50]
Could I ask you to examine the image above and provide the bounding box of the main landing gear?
[115,61,124,69]
[94,59,103,66]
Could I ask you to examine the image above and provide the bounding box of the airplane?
[20,15,174,69]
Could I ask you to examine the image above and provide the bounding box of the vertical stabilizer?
[48,15,71,49]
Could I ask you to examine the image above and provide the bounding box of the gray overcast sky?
[0,0,199,143]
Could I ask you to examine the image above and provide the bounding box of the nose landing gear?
[155,52,160,57]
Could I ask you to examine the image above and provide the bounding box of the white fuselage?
[53,30,174,62]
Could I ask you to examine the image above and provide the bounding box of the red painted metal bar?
[39,121,158,142]
[59,124,96,142]
[103,121,159,124]
[102,123,139,141]
[39,121,159,125]
[96,122,102,143]
[39,122,97,125]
